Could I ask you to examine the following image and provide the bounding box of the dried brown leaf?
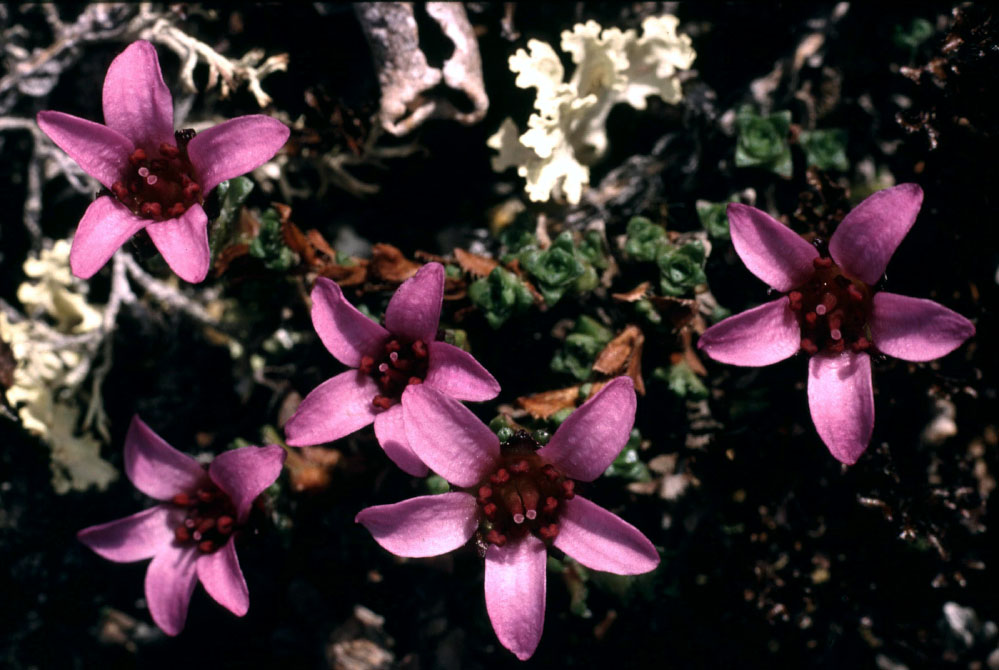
[369,244,421,283]
[517,381,607,419]
[454,247,499,277]
[611,281,651,303]
[592,325,646,395]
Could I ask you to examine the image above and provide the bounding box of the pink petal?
[728,203,818,292]
[697,297,800,366]
[355,492,479,557]
[77,505,179,563]
[102,41,174,149]
[311,278,389,367]
[284,371,380,446]
[145,204,210,283]
[209,445,286,524]
[553,496,659,575]
[124,416,208,501]
[807,351,874,465]
[424,341,500,401]
[484,535,547,661]
[36,111,132,188]
[871,292,975,362]
[145,541,198,636]
[537,377,636,482]
[69,197,149,279]
[829,183,923,285]
[401,385,499,487]
[373,403,429,476]
[196,536,249,617]
[385,263,444,344]
[187,115,290,194]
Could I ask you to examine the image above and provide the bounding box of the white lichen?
[488,15,696,204]
[2,241,116,494]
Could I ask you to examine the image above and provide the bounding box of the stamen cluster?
[110,129,201,221]
[171,482,238,554]
[476,431,576,547]
[788,255,873,355]
[359,338,429,409]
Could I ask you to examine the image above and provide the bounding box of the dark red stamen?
[788,254,873,355]
[170,482,239,555]
[476,431,577,546]
[362,338,430,409]
[110,131,202,222]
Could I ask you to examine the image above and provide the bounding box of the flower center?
[788,255,873,355]
[475,430,576,547]
[110,129,202,222]
[358,338,429,409]
[171,483,238,554]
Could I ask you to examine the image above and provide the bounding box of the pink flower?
[356,377,659,660]
[77,416,285,636]
[698,184,975,464]
[36,40,290,283]
[284,263,500,476]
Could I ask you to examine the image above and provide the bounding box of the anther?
[167,203,186,218]
[111,181,129,201]
[197,489,215,503]
[197,518,216,534]
[510,460,530,474]
[385,340,401,354]
[408,377,422,385]
[140,202,162,219]
[159,143,180,159]
[805,312,818,325]
[172,492,193,506]
[372,396,393,410]
[821,293,838,313]
[359,356,374,374]
[490,469,510,485]
[478,486,493,502]
[412,340,428,358]
[217,516,234,534]
[800,338,819,355]
[485,530,507,547]
[847,284,864,301]
[543,496,559,514]
[539,524,559,540]
[128,148,147,165]
[483,503,498,519]
[561,480,575,499]
[852,337,871,352]
[198,540,216,553]
[542,465,560,481]
[813,256,833,268]
[175,526,191,542]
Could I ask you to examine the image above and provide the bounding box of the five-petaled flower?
[284,262,501,476]
[36,40,290,283]
[697,184,975,464]
[77,416,285,636]
[356,376,659,660]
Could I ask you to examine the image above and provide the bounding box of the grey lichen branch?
[355,2,488,136]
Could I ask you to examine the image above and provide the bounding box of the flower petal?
[373,404,429,476]
[69,197,149,279]
[188,115,290,194]
[728,203,818,292]
[871,292,975,362]
[424,341,500,401]
[553,496,659,575]
[145,541,198,636]
[36,111,132,188]
[484,535,547,661]
[311,277,388,367]
[77,505,179,563]
[196,536,249,617]
[125,416,208,501]
[209,445,286,524]
[697,297,800,366]
[102,41,174,149]
[385,263,444,344]
[145,204,210,283]
[829,183,923,285]
[402,384,499,487]
[355,492,479,558]
[807,351,874,465]
[537,377,636,482]
[284,371,380,446]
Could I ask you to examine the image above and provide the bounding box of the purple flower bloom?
[356,377,659,660]
[698,184,975,464]
[36,40,290,283]
[284,263,500,476]
[77,416,285,636]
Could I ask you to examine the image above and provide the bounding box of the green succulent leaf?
[604,429,651,481]
[578,230,610,270]
[696,199,735,239]
[657,242,706,296]
[468,267,535,329]
[658,360,709,399]
[799,128,849,172]
[520,243,585,305]
[210,176,255,258]
[551,315,614,381]
[625,216,669,262]
[735,106,792,177]
[248,208,296,271]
